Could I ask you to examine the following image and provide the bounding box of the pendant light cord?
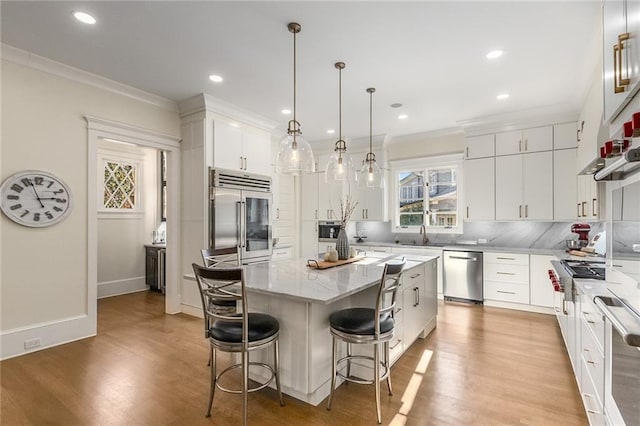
[293,28,297,135]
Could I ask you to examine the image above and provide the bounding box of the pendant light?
[325,62,356,184]
[276,22,315,175]
[359,87,384,188]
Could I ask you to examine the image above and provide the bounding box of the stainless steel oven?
[594,294,640,425]
[318,220,341,242]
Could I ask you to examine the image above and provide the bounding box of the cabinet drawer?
[581,297,605,351]
[484,263,529,284]
[484,281,529,304]
[484,252,529,266]
[402,266,425,288]
[272,247,292,260]
[581,319,604,398]
[367,246,393,254]
[580,359,605,425]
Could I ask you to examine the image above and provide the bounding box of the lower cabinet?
[272,246,293,261]
[483,252,530,305]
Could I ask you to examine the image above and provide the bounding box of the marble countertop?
[244,253,437,305]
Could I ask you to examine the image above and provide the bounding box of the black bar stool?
[192,263,284,425]
[326,259,405,424]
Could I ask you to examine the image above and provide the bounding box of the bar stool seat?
[329,308,394,336]
[209,313,279,343]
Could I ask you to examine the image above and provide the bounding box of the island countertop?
[243,253,437,304]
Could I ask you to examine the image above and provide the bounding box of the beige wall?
[1,59,180,332]
[386,131,465,161]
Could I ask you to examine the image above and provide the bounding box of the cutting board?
[306,256,364,270]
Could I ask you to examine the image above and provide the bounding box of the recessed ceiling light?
[496,93,510,100]
[398,114,408,120]
[230,122,240,128]
[390,103,403,108]
[209,75,223,83]
[327,129,335,134]
[281,109,291,115]
[486,50,504,59]
[73,11,96,25]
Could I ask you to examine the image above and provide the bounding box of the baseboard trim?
[1,314,95,360]
[97,277,147,298]
[484,300,554,315]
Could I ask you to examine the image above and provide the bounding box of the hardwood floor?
[1,292,587,425]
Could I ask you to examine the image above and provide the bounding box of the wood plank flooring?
[1,292,587,425]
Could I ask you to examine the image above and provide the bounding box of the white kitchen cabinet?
[401,260,437,347]
[272,172,295,247]
[577,175,601,220]
[622,181,640,220]
[349,181,387,221]
[272,246,293,261]
[529,255,555,308]
[495,126,553,156]
[317,174,343,220]
[495,151,553,221]
[464,134,495,159]
[300,220,318,259]
[553,148,578,221]
[300,173,319,221]
[483,252,530,305]
[391,247,443,295]
[213,120,271,175]
[554,122,578,149]
[464,157,495,221]
[603,0,640,124]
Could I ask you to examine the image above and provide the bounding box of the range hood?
[593,147,640,181]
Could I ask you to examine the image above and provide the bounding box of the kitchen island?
[242,253,438,405]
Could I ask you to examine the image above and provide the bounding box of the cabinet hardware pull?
[417,287,420,305]
[366,208,369,219]
[409,273,421,279]
[581,202,586,217]
[519,139,522,152]
[240,156,244,169]
[592,198,597,217]
[524,139,528,151]
[466,206,469,219]
[496,272,516,275]
[315,209,318,219]
[276,208,280,220]
[577,203,581,218]
[519,205,522,218]
[243,157,247,170]
[363,209,366,219]
[390,339,402,350]
[394,307,402,314]
[496,257,515,260]
[614,33,631,94]
[466,147,469,158]
[525,204,528,218]
[497,290,516,295]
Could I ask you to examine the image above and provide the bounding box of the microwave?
[318,221,341,242]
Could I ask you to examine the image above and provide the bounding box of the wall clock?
[0,170,73,227]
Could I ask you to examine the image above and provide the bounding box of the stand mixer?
[571,223,591,247]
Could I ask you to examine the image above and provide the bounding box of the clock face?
[0,170,73,227]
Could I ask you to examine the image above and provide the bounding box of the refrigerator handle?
[236,201,243,249]
[241,201,247,249]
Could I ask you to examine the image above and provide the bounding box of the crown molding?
[1,43,179,112]
[178,93,278,132]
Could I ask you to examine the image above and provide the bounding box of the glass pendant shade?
[276,133,315,175]
[359,157,384,188]
[325,149,357,183]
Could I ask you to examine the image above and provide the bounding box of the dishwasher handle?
[448,255,478,261]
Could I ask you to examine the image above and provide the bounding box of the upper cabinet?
[464,157,495,221]
[553,122,579,150]
[495,126,553,156]
[213,120,271,176]
[464,134,495,159]
[603,0,640,124]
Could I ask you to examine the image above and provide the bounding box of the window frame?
[390,154,464,234]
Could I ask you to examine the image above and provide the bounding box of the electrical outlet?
[478,238,487,244]
[24,338,40,350]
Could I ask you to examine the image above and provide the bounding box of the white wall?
[0,56,180,359]
[386,131,465,160]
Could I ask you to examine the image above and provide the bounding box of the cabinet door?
[554,123,578,149]
[622,182,640,220]
[465,134,495,159]
[495,130,522,156]
[553,149,578,221]
[464,157,495,221]
[402,277,425,345]
[317,175,343,220]
[300,173,319,221]
[363,184,386,221]
[523,151,553,220]
[495,155,523,220]
[213,121,243,171]
[242,128,271,175]
[273,174,295,247]
[603,0,631,123]
[300,220,318,259]
[522,126,553,153]
[530,255,554,308]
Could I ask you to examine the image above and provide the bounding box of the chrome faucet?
[419,224,429,245]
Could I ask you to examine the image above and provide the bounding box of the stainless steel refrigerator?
[209,168,272,264]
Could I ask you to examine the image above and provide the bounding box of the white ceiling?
[1,1,601,144]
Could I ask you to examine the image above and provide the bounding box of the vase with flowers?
[335,196,358,260]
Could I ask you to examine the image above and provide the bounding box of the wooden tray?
[306,256,364,270]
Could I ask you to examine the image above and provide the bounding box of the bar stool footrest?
[215,362,276,394]
[336,354,389,385]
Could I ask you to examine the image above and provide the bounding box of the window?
[103,160,137,209]
[392,155,462,234]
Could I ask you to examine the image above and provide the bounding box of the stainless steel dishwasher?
[443,250,483,303]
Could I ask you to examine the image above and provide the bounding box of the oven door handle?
[594,296,640,347]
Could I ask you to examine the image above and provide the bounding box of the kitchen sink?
[399,242,448,247]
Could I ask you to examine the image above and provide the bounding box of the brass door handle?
[614,33,631,93]
[592,198,597,217]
